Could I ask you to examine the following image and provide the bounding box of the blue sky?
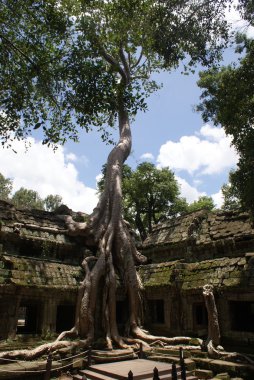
[0,3,253,213]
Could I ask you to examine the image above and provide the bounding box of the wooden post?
[172,362,178,380]
[180,359,186,380]
[153,367,160,380]
[179,347,186,380]
[179,347,183,361]
[44,351,52,380]
[128,370,133,380]
[87,346,92,367]
[139,342,143,359]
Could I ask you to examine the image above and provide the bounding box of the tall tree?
[0,0,232,357]
[98,163,188,241]
[12,187,45,210]
[221,171,242,211]
[0,172,12,201]
[44,194,63,212]
[187,196,215,213]
[0,172,64,210]
[197,36,254,214]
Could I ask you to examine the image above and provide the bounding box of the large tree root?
[205,340,254,365]
[1,93,251,368]
[0,340,87,361]
[203,284,254,364]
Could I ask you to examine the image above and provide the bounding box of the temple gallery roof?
[0,253,83,289]
[141,209,254,263]
[138,254,254,291]
[0,200,88,264]
[1,200,254,292]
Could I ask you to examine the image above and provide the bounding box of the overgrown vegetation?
[0,172,62,211]
[198,34,254,214]
[0,0,245,361]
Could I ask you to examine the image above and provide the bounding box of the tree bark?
[203,284,220,348]
[202,284,254,364]
[0,90,198,360]
[203,284,222,357]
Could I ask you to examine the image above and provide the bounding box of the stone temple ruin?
[139,209,254,350]
[0,200,254,378]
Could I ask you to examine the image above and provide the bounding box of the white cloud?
[0,138,98,213]
[140,152,155,161]
[197,124,225,142]
[66,152,77,162]
[193,179,203,187]
[211,190,224,209]
[176,176,205,203]
[157,124,238,175]
[66,152,89,167]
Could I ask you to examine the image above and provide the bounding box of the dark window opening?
[17,304,39,334]
[193,303,208,328]
[56,304,75,333]
[230,301,254,332]
[148,299,165,324]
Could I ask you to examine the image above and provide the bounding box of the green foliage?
[237,0,254,25]
[0,172,63,211]
[44,194,63,212]
[228,156,254,213]
[99,162,187,240]
[187,196,215,213]
[0,173,12,201]
[221,171,242,211]
[12,188,45,210]
[197,36,254,214]
[0,0,231,147]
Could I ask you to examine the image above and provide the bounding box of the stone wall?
[139,210,254,349]
[0,200,85,340]
[142,209,254,263]
[0,200,87,264]
[1,202,254,351]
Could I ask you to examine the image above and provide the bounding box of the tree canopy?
[0,172,12,201]
[0,0,237,358]
[44,194,63,212]
[197,36,254,214]
[0,0,230,148]
[11,187,45,210]
[98,163,219,240]
[221,171,242,211]
[98,162,188,240]
[0,172,63,211]
[187,195,215,213]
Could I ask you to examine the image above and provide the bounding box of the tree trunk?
[0,92,198,360]
[202,284,254,364]
[135,209,147,242]
[203,284,221,356]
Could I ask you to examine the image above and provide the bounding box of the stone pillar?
[41,297,57,337]
[0,298,10,339]
[7,294,21,340]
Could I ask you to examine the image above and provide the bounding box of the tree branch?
[0,33,60,109]
[0,33,35,66]
[131,47,143,69]
[119,44,131,83]
[100,46,127,83]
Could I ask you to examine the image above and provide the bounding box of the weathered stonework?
[139,210,254,351]
[142,209,254,263]
[0,201,254,354]
[0,200,86,340]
